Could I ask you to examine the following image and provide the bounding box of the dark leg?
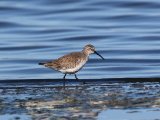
[74,74,78,80]
[74,74,85,84]
[63,74,67,87]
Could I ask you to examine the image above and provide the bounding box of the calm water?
[98,108,160,120]
[1,0,160,80]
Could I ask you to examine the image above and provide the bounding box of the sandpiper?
[39,44,104,86]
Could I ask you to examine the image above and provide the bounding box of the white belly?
[59,60,87,74]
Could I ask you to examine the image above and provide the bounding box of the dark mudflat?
[0,79,159,120]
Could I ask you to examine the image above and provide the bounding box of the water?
[1,0,160,80]
[0,114,31,120]
[98,108,160,120]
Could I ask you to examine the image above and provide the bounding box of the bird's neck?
[82,49,90,57]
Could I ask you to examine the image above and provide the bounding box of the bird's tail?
[38,62,45,65]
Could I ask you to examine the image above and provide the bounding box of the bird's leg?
[63,74,67,87]
[74,74,78,80]
[74,74,85,84]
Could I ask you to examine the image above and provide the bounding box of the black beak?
[94,51,105,60]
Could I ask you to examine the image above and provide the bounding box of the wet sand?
[0,81,160,120]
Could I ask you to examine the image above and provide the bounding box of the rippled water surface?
[1,0,160,80]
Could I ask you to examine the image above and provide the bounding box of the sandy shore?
[0,82,160,120]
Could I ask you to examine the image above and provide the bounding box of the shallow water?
[1,0,160,80]
[98,108,160,120]
[0,82,159,119]
[0,114,31,120]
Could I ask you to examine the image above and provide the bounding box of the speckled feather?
[43,52,88,73]
[39,44,104,77]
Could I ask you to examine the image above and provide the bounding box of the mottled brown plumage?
[39,44,104,86]
[43,52,87,73]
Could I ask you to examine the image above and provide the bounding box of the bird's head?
[83,44,104,60]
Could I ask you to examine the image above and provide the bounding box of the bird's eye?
[91,48,94,51]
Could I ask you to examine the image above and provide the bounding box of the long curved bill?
[94,51,105,60]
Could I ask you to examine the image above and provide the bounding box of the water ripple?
[1,0,160,80]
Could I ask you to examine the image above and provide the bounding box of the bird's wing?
[44,52,84,70]
[55,52,84,70]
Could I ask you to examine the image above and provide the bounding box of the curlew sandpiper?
[39,44,104,86]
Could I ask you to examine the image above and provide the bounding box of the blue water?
[1,0,160,80]
[98,108,160,120]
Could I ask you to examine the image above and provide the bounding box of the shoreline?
[0,77,160,84]
[0,82,160,119]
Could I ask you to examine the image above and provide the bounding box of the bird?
[39,44,104,87]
